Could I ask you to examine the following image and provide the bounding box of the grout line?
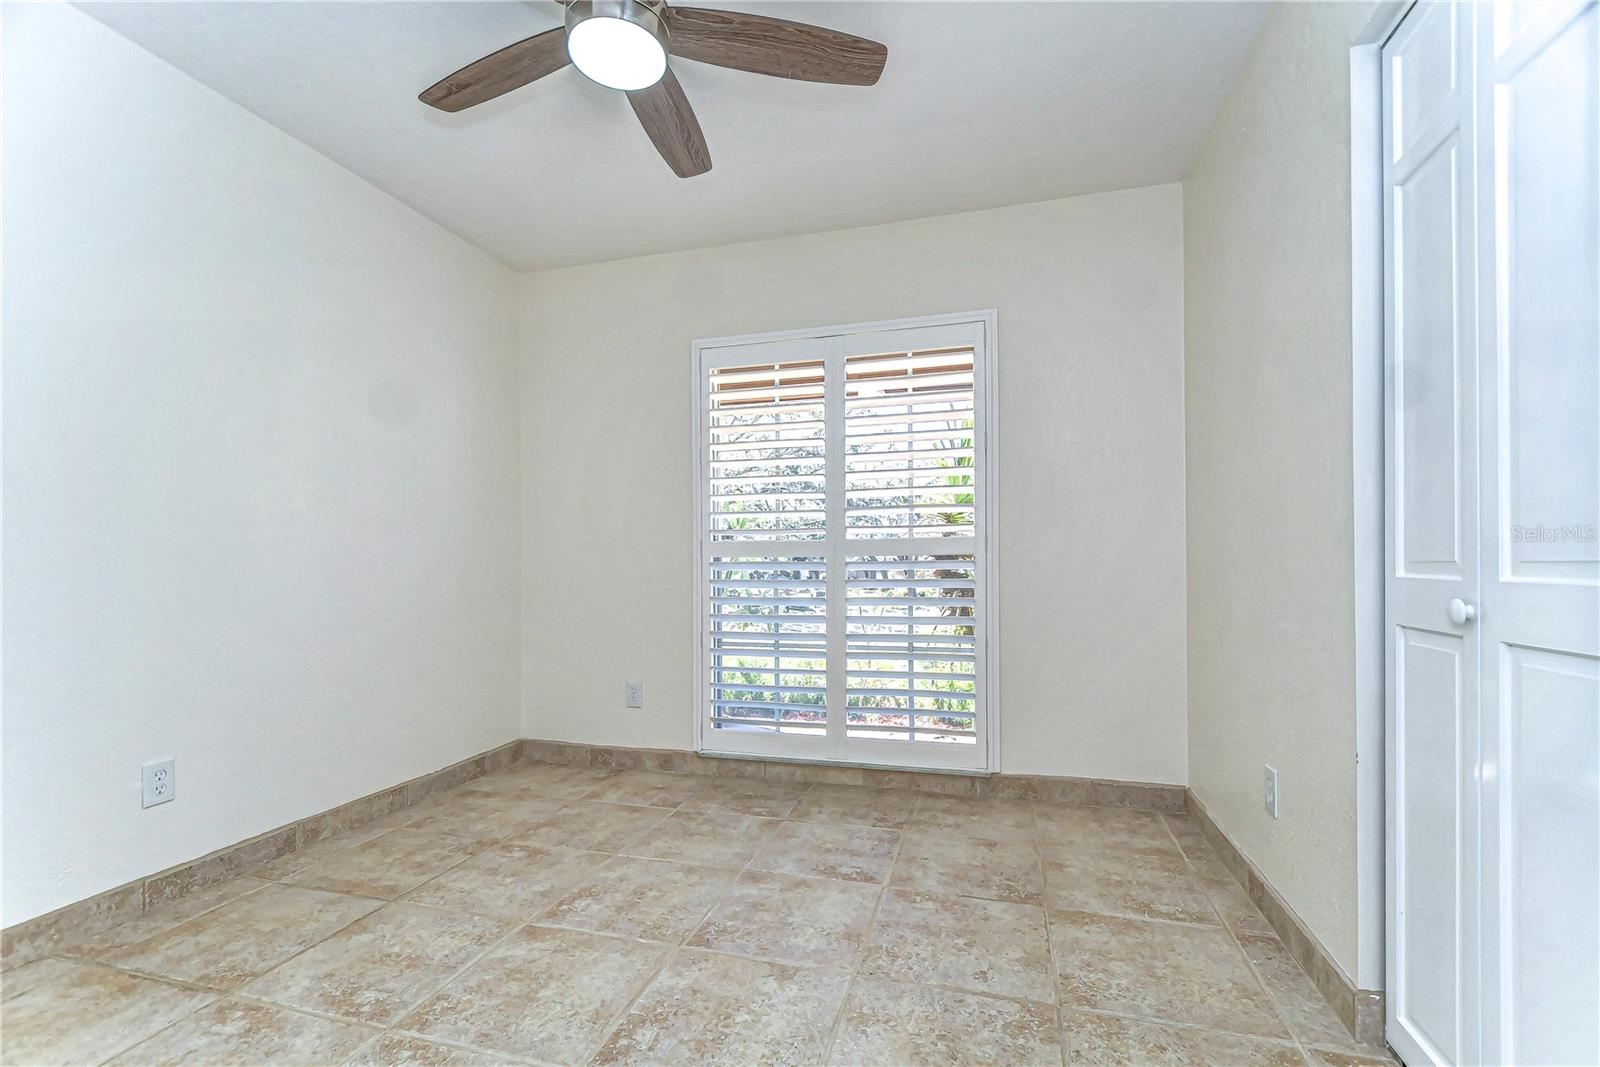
[577,942,682,1065]
[1174,819,1393,1060]
[1160,812,1309,1054]
[67,878,387,1002]
[1033,799,1070,1067]
[1064,1003,1311,1050]
[818,813,905,1064]
[368,917,529,1040]
[827,970,1062,1012]
[366,1024,545,1067]
[225,990,392,1034]
[60,878,275,964]
[39,958,232,1067]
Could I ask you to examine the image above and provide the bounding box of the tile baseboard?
[519,739,1186,812]
[1,739,523,968]
[1186,789,1385,1046]
[1,736,1182,968]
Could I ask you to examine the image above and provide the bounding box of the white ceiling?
[77,1,1264,271]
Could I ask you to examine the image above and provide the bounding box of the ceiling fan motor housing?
[565,0,671,91]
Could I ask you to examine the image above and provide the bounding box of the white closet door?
[1384,4,1483,1065]
[1387,2,1600,1064]
[1475,3,1599,1064]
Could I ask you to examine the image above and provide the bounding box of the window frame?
[690,310,1000,774]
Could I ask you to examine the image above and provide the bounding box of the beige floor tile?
[402,842,610,919]
[1035,804,1182,856]
[890,831,1044,904]
[687,870,881,968]
[475,762,621,800]
[108,997,375,1065]
[0,959,216,1066]
[1180,858,1283,942]
[831,977,1062,1066]
[396,925,667,1063]
[787,784,919,829]
[1160,813,1212,857]
[404,790,568,845]
[1061,1010,1305,1066]
[1184,849,1250,891]
[1201,875,1280,939]
[504,800,675,852]
[906,794,1039,843]
[539,855,739,942]
[1042,847,1220,926]
[11,783,1385,1066]
[0,955,75,999]
[1051,909,1290,1040]
[285,828,479,899]
[1239,933,1372,1054]
[105,883,381,990]
[67,877,270,958]
[618,809,779,868]
[580,769,704,808]
[860,888,1054,1003]
[679,778,810,819]
[1302,1046,1400,1066]
[257,823,401,881]
[590,949,849,1066]
[749,820,901,884]
[240,902,514,1026]
[346,1034,524,1065]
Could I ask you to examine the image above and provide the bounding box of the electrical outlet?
[625,681,643,708]
[1264,765,1279,819]
[143,758,175,808]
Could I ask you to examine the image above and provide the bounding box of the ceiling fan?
[419,0,888,178]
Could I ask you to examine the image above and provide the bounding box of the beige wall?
[519,186,1189,785]
[2,6,522,926]
[1183,2,1378,980]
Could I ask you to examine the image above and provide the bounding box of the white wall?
[1183,1,1377,980]
[518,186,1188,785]
[1,5,521,927]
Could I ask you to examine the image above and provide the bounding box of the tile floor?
[1,763,1400,1066]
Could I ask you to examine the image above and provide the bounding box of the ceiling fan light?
[566,0,669,92]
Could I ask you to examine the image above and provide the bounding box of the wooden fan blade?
[665,7,886,85]
[628,70,712,178]
[420,28,569,112]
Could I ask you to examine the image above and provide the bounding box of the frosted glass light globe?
[567,15,667,91]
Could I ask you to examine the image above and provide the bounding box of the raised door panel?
[1394,628,1469,1065]
[1395,137,1468,578]
[1499,646,1599,1067]
[1494,3,1599,587]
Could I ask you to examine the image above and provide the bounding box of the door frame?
[689,309,1002,775]
[1351,0,1414,1014]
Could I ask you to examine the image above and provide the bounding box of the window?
[694,313,996,771]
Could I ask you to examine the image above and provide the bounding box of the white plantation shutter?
[842,346,979,744]
[697,316,993,770]
[705,357,830,741]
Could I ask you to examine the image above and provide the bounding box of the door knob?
[1449,598,1477,625]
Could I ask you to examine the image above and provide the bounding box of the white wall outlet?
[624,681,643,708]
[143,758,175,808]
[1264,765,1279,819]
